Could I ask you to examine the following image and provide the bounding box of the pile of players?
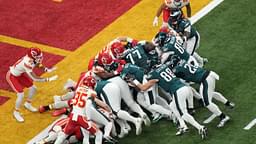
[35,7,235,144]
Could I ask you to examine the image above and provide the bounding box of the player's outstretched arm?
[27,72,58,82]
[132,79,159,91]
[153,3,166,26]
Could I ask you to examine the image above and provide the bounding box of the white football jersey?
[165,0,190,9]
[71,86,96,121]
[10,55,36,76]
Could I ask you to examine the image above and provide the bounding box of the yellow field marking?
[0,0,212,143]
[0,89,15,97]
[0,35,71,57]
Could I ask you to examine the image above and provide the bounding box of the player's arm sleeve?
[156,3,166,17]
[186,3,192,17]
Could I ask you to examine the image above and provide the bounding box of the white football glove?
[45,67,57,73]
[153,16,159,27]
[47,75,58,82]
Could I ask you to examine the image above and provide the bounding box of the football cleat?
[142,114,151,126]
[39,105,47,113]
[24,102,38,112]
[152,113,163,123]
[104,136,118,144]
[225,101,235,109]
[13,111,24,122]
[175,127,189,136]
[135,118,143,135]
[217,115,230,128]
[118,128,129,138]
[199,126,207,140]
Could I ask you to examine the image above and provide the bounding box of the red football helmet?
[82,76,96,89]
[27,47,43,63]
[110,42,125,59]
[159,26,170,33]
[97,52,114,66]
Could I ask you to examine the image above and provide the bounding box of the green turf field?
[118,0,256,144]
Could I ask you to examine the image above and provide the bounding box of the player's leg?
[108,76,150,126]
[19,73,38,112]
[80,128,90,144]
[6,71,25,122]
[86,99,113,139]
[169,100,189,136]
[100,82,143,135]
[213,92,235,108]
[24,85,38,112]
[54,91,75,101]
[200,72,230,128]
[175,86,207,139]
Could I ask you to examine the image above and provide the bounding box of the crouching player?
[6,47,58,122]
[36,117,83,144]
[39,79,76,116]
[54,76,108,144]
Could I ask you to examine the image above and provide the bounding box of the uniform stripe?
[202,80,210,106]
[100,90,115,115]
[173,92,183,116]
[191,31,199,55]
[5,71,19,93]
[148,90,155,105]
[95,107,111,122]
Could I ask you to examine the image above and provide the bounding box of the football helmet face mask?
[110,42,125,59]
[165,0,172,7]
[153,32,168,47]
[169,10,182,25]
[173,0,182,7]
[82,76,96,89]
[28,47,43,64]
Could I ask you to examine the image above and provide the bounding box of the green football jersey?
[95,80,109,95]
[147,64,185,94]
[173,60,210,83]
[161,35,190,61]
[120,63,144,83]
[123,45,159,71]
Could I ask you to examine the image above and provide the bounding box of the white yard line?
[27,0,224,143]
[190,0,224,25]
[244,118,256,130]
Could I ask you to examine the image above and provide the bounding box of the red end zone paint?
[0,96,10,105]
[0,0,140,51]
[0,43,64,91]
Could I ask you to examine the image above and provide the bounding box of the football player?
[147,63,207,139]
[54,76,107,144]
[94,52,151,127]
[36,117,83,144]
[6,47,58,122]
[168,10,207,66]
[169,57,231,128]
[153,30,199,67]
[120,63,174,123]
[153,0,191,27]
